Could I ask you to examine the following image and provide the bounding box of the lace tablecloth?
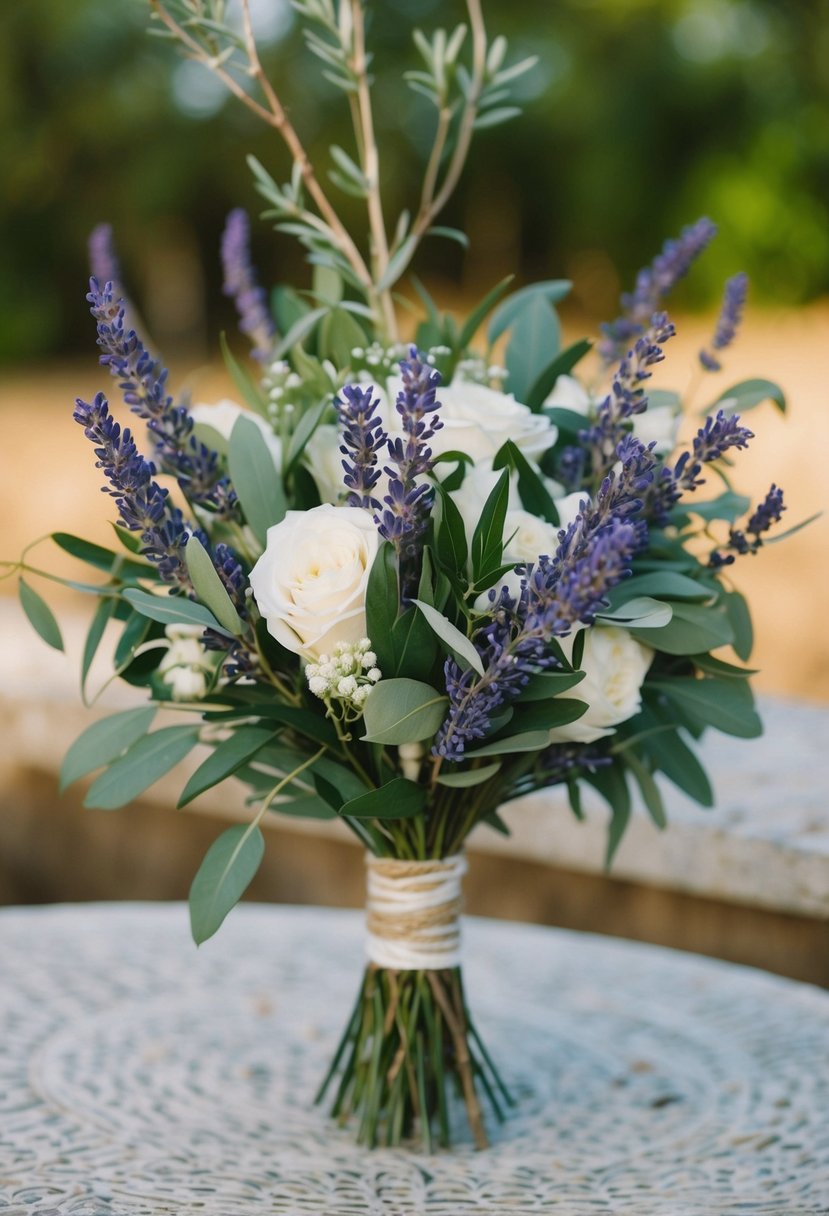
[1,903,828,1215]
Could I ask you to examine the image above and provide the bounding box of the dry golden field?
[2,302,827,701]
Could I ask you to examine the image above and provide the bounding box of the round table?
[1,903,828,1214]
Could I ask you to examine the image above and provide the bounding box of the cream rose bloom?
[359,375,557,466]
[189,398,282,470]
[249,504,379,659]
[549,625,653,744]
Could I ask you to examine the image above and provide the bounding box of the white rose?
[305,424,347,504]
[549,625,653,744]
[370,375,556,465]
[249,504,380,660]
[545,373,593,414]
[189,398,282,471]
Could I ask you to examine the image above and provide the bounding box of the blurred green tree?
[1,0,827,364]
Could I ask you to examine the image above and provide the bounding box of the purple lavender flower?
[87,279,237,517]
[646,409,754,524]
[88,224,122,292]
[434,514,638,760]
[600,218,717,364]
[710,483,786,567]
[377,348,443,588]
[699,273,749,372]
[581,311,675,478]
[221,209,275,362]
[337,383,387,508]
[73,392,192,587]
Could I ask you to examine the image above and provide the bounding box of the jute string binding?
[365,854,467,971]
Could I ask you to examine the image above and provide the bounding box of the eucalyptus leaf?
[177,726,276,807]
[487,280,572,346]
[361,679,448,745]
[458,276,514,350]
[18,579,63,651]
[123,588,233,638]
[630,602,733,656]
[436,762,502,788]
[524,338,594,411]
[648,677,762,739]
[228,415,287,546]
[340,778,426,820]
[185,535,243,635]
[723,590,753,661]
[189,824,265,945]
[685,491,752,523]
[597,597,673,629]
[272,305,328,359]
[365,542,399,676]
[465,729,551,758]
[521,670,585,701]
[714,377,786,414]
[84,725,200,810]
[219,332,268,413]
[60,706,158,792]
[624,751,667,829]
[605,572,711,605]
[81,596,117,695]
[505,293,561,403]
[52,533,151,580]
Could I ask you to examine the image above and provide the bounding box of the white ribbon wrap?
[365,853,467,971]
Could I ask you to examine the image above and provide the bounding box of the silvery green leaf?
[84,726,200,810]
[189,824,265,945]
[18,579,63,652]
[60,706,157,792]
[361,678,448,745]
[185,535,243,636]
[412,599,484,676]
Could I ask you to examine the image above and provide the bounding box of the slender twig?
[349,0,398,341]
[150,1,374,303]
[411,0,487,240]
[427,971,488,1149]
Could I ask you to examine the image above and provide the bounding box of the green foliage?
[185,535,244,635]
[361,679,448,745]
[189,824,265,945]
[228,415,287,545]
[84,724,200,809]
[123,587,233,638]
[18,578,63,651]
[60,706,158,792]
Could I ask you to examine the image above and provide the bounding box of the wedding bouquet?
[9,0,800,1150]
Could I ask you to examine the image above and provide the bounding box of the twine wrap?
[365,854,467,971]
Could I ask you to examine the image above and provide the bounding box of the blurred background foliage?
[1,0,828,365]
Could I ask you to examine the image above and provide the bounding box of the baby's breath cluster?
[305,638,382,722]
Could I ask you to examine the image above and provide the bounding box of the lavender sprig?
[582,311,675,478]
[87,279,237,517]
[337,383,387,507]
[600,218,717,364]
[646,409,754,525]
[221,208,275,362]
[73,392,193,587]
[434,515,638,760]
[709,484,786,567]
[699,273,749,372]
[377,348,443,588]
[88,224,122,292]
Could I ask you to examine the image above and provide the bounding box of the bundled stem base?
[316,964,513,1150]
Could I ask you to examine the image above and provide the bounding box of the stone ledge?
[2,598,827,919]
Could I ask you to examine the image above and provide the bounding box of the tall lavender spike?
[581,311,675,477]
[88,224,122,292]
[337,383,387,508]
[377,348,443,581]
[73,392,192,587]
[699,272,749,372]
[710,483,786,567]
[434,514,638,760]
[646,409,754,524]
[221,209,275,362]
[600,218,717,364]
[87,279,237,518]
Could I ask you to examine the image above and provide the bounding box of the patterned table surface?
[1,903,828,1216]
